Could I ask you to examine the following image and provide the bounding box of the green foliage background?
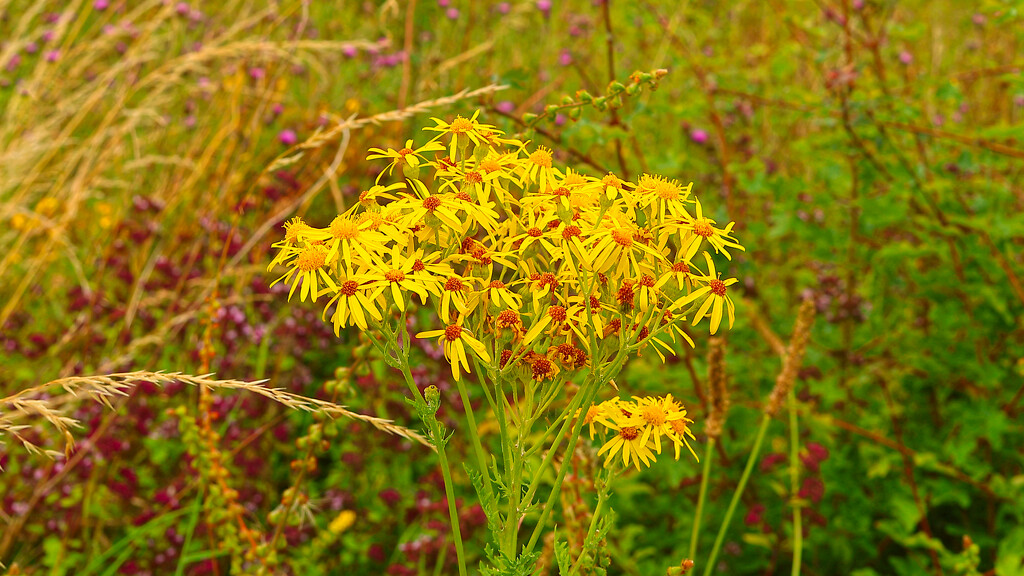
[1,0,1022,574]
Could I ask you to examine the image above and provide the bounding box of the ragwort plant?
[267,111,745,574]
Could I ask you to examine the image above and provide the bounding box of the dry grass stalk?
[1,371,432,460]
[263,83,508,173]
[765,299,816,417]
[704,337,729,439]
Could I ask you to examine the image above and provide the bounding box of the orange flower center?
[444,325,463,341]
[619,426,640,441]
[412,259,425,272]
[465,171,483,184]
[673,262,691,273]
[527,227,543,238]
[284,217,310,243]
[548,305,567,322]
[480,159,501,173]
[655,181,682,200]
[709,279,727,296]
[640,405,666,427]
[639,274,655,288]
[449,117,473,133]
[423,196,442,211]
[385,270,405,282]
[339,280,359,296]
[529,148,552,168]
[296,245,328,271]
[561,225,581,239]
[670,419,690,436]
[444,277,464,291]
[601,174,622,189]
[693,219,714,238]
[330,216,360,240]
[488,280,506,289]
[611,229,633,247]
[497,309,521,328]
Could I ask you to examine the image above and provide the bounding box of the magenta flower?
[558,49,572,66]
[536,0,552,13]
[898,50,913,65]
[175,2,189,15]
[45,50,60,62]
[446,7,459,19]
[690,128,709,144]
[497,2,511,13]
[496,100,515,114]
[279,129,298,146]
[94,0,109,10]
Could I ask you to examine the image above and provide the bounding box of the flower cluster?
[268,110,743,384]
[582,395,697,470]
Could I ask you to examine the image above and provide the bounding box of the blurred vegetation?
[1,0,1022,574]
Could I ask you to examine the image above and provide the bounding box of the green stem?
[702,414,771,576]
[567,471,612,576]
[396,355,467,576]
[789,390,803,576]
[426,416,469,576]
[454,375,497,515]
[522,376,604,558]
[688,436,715,561]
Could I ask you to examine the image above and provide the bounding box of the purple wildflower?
[279,129,298,146]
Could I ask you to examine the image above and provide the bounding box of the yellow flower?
[366,139,445,183]
[323,274,382,333]
[416,318,491,381]
[598,417,656,471]
[269,243,337,303]
[319,215,390,269]
[520,145,562,191]
[632,395,693,456]
[505,209,561,268]
[589,223,664,279]
[363,245,441,311]
[438,274,474,323]
[328,510,357,534]
[472,279,523,311]
[577,398,620,439]
[425,110,505,158]
[634,174,693,221]
[660,197,745,261]
[672,252,737,335]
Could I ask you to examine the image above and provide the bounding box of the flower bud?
[424,385,441,413]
